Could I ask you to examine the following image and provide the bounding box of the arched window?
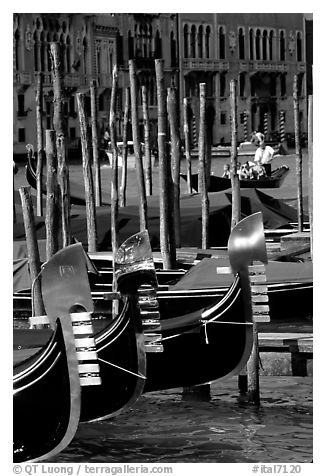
[66,36,71,72]
[183,24,189,58]
[40,32,45,71]
[170,31,177,67]
[239,72,246,96]
[297,32,302,61]
[128,31,134,59]
[47,33,52,72]
[14,29,20,71]
[83,37,88,75]
[33,31,39,71]
[219,27,225,59]
[205,26,211,58]
[249,28,254,60]
[143,24,148,58]
[154,30,162,58]
[269,30,274,60]
[255,29,261,60]
[198,25,203,58]
[238,28,245,60]
[280,73,286,96]
[190,25,196,58]
[220,73,226,97]
[280,30,285,61]
[262,30,268,60]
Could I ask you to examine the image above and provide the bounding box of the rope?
[98,357,146,380]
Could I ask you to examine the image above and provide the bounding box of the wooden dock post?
[142,85,153,196]
[19,186,45,318]
[50,42,71,248]
[293,74,304,232]
[183,98,193,194]
[229,79,241,229]
[129,60,148,231]
[109,65,120,318]
[155,59,175,269]
[77,92,98,253]
[45,130,59,261]
[198,83,209,249]
[90,79,102,207]
[167,86,181,248]
[119,87,130,207]
[35,71,44,217]
[308,95,313,260]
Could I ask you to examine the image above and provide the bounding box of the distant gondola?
[180,165,289,193]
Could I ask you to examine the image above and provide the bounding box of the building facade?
[13,13,312,158]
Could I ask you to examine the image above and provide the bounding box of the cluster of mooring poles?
[15,43,313,405]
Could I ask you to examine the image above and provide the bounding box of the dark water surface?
[50,376,312,464]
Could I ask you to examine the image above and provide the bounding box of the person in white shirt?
[254,134,275,176]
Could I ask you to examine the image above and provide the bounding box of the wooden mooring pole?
[77,92,97,253]
[308,95,313,260]
[19,186,45,318]
[119,87,130,207]
[35,71,44,217]
[45,130,59,261]
[183,98,192,194]
[109,65,120,318]
[50,42,71,248]
[129,60,148,231]
[90,79,102,207]
[142,85,153,197]
[167,86,181,248]
[230,79,241,229]
[155,59,175,269]
[198,83,209,249]
[293,74,304,232]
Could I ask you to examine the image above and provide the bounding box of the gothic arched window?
[238,28,245,60]
[280,30,285,61]
[262,30,268,60]
[249,28,254,60]
[255,29,261,60]
[219,26,225,59]
[33,31,39,71]
[190,25,196,58]
[183,24,189,58]
[269,30,274,60]
[297,32,302,61]
[205,26,211,58]
[198,25,203,58]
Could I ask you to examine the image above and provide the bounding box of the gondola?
[14,235,158,461]
[13,243,99,462]
[25,153,110,206]
[180,165,290,193]
[14,241,313,322]
[141,212,269,390]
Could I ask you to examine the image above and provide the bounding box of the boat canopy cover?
[14,188,307,252]
[169,257,313,291]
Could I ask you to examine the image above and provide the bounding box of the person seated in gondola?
[239,161,251,180]
[249,163,267,180]
[222,164,231,179]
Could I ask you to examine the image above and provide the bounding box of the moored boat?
[180,165,289,193]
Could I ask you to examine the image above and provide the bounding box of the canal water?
[50,376,312,463]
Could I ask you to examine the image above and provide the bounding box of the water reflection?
[50,376,312,463]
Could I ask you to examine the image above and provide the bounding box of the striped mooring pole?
[279,111,286,143]
[263,112,268,138]
[243,111,248,142]
[192,116,197,146]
